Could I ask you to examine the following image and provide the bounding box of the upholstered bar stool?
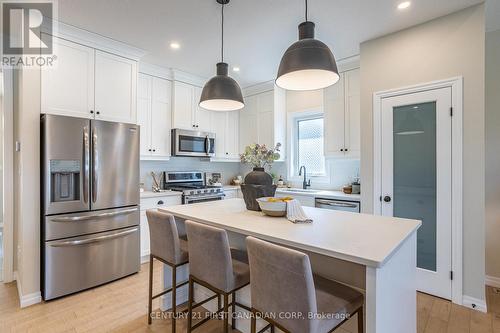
[246,236,365,333]
[146,210,189,333]
[185,220,253,333]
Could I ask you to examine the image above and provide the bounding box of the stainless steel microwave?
[171,129,216,157]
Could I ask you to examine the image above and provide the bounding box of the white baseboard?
[141,254,150,264]
[486,275,500,288]
[16,277,42,308]
[462,295,487,313]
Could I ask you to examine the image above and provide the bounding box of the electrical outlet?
[15,141,21,152]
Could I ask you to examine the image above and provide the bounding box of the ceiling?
[57,0,487,88]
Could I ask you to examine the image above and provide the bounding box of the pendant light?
[276,0,339,91]
[199,0,244,111]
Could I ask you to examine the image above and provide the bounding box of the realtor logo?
[2,1,52,54]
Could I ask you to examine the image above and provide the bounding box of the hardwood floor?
[0,261,499,333]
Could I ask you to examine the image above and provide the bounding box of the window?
[295,114,326,176]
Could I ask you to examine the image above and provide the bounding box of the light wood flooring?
[1,261,500,333]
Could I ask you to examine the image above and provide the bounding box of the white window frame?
[287,109,330,185]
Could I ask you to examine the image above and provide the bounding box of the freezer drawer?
[44,206,139,241]
[43,226,140,300]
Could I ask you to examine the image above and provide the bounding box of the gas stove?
[162,171,225,204]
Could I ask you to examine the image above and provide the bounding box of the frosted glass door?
[394,102,437,271]
[380,87,452,300]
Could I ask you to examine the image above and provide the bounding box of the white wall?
[13,67,41,303]
[360,4,485,301]
[485,29,500,281]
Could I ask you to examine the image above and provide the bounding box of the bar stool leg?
[171,266,177,333]
[250,309,256,333]
[231,291,236,329]
[270,325,275,333]
[357,307,364,333]
[147,255,153,325]
[223,293,229,333]
[187,277,194,333]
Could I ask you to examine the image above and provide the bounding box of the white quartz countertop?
[140,190,182,199]
[160,198,420,268]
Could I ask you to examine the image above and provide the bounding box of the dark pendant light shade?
[199,0,244,111]
[276,4,340,91]
[200,63,244,111]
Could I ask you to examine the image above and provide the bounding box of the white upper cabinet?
[151,77,172,158]
[323,68,360,159]
[41,36,138,124]
[226,111,240,159]
[137,74,152,156]
[94,50,137,123]
[210,110,240,161]
[194,87,212,131]
[172,81,210,131]
[239,86,286,161]
[172,81,194,130]
[41,37,95,119]
[138,73,172,160]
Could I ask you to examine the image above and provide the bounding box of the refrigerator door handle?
[48,227,138,247]
[92,127,98,203]
[82,126,90,204]
[50,207,139,222]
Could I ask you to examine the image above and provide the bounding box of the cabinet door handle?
[153,149,156,152]
[148,149,152,152]
[345,148,348,152]
[90,110,94,114]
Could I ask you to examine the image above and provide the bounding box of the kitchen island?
[159,198,421,333]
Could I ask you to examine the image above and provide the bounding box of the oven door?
[183,194,225,204]
[172,129,215,157]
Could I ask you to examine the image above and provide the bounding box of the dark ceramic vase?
[241,167,277,211]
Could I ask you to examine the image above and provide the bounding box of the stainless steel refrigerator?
[41,114,140,300]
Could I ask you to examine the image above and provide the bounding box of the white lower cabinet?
[275,193,315,207]
[139,195,182,260]
[224,188,241,199]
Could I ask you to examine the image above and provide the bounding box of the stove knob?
[197,190,202,194]
[190,191,194,195]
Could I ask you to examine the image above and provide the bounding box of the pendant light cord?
[221,2,224,62]
[305,0,308,21]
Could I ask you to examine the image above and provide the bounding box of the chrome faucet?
[298,166,311,190]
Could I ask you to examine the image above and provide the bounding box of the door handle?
[82,126,90,204]
[51,207,138,222]
[49,227,138,247]
[315,200,358,208]
[383,196,392,203]
[205,135,211,155]
[92,128,98,203]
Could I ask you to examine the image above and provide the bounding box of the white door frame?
[1,68,15,283]
[372,77,463,306]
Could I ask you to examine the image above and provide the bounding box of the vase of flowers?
[240,143,281,211]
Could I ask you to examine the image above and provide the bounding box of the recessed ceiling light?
[233,67,240,72]
[170,42,180,49]
[397,1,411,10]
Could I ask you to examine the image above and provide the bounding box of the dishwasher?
[315,198,361,213]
